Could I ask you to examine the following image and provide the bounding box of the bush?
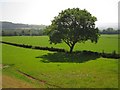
[100,50,120,59]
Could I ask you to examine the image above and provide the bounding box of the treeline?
[100,28,119,34]
[1,29,46,36]
[0,21,47,36]
[1,27,119,36]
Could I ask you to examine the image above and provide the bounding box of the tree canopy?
[47,8,100,53]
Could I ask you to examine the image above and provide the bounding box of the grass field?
[2,34,118,53]
[2,34,119,88]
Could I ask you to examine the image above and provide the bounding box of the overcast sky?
[0,0,119,28]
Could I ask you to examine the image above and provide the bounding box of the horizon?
[0,20,118,30]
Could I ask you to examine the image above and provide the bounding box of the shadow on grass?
[36,51,101,63]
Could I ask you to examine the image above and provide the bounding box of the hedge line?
[74,50,120,59]
[1,41,120,59]
[1,41,65,52]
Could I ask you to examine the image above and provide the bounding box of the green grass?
[2,34,119,53]
[2,35,119,88]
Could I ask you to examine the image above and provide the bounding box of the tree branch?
[63,39,71,47]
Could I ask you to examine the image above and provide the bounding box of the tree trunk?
[69,44,75,53]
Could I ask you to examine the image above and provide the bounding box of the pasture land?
[2,34,119,88]
[3,35,120,53]
[2,34,119,53]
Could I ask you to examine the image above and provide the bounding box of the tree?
[28,30,32,36]
[106,28,114,32]
[21,30,25,36]
[2,31,5,36]
[101,28,118,34]
[14,31,17,36]
[47,8,100,53]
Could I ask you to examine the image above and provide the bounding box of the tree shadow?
[36,51,101,63]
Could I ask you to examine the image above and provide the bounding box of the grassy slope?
[2,43,118,88]
[2,35,118,53]
[2,75,35,88]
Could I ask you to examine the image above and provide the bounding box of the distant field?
[2,34,119,53]
[2,34,119,88]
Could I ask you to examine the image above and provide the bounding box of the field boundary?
[0,41,65,52]
[1,41,120,59]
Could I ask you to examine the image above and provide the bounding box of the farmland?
[1,34,119,88]
[2,34,118,53]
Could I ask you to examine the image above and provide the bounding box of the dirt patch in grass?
[0,75,2,89]
[2,75,34,88]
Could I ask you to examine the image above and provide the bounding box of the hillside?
[0,21,47,36]
[1,21,46,30]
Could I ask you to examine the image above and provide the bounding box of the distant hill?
[1,21,46,30]
[1,21,118,30]
[0,21,118,36]
[0,21,47,36]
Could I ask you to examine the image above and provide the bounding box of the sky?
[0,0,119,29]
